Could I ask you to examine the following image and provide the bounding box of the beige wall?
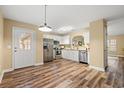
[0,10,3,75]
[90,19,107,69]
[3,19,43,70]
[108,35,124,55]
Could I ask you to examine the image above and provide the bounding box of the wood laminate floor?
[0,58,124,88]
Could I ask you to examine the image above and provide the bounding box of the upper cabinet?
[60,35,70,44]
[83,32,90,44]
[43,34,70,44]
[43,34,53,39]
[43,32,89,45]
[53,35,62,41]
[43,34,62,42]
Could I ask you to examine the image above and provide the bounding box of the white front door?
[13,27,36,69]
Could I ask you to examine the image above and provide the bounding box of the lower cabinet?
[62,50,79,62]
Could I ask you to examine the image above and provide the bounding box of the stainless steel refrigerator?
[43,38,53,62]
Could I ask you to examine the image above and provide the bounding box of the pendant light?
[38,5,52,32]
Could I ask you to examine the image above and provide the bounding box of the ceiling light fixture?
[38,5,52,32]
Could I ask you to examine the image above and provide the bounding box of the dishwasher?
[79,50,88,64]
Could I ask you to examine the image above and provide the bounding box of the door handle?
[14,50,17,52]
[14,47,17,52]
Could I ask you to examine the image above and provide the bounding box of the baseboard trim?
[0,68,14,84]
[0,71,4,84]
[0,63,44,83]
[34,62,44,66]
[4,68,14,73]
[89,65,105,72]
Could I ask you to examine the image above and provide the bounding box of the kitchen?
[1,5,124,88]
[43,28,90,64]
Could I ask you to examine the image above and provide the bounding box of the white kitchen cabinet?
[43,34,62,43]
[62,49,79,62]
[60,35,70,44]
[43,34,70,44]
[83,32,90,44]
[53,35,61,41]
[43,34,53,39]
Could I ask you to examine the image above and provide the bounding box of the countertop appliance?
[79,50,88,64]
[43,38,53,62]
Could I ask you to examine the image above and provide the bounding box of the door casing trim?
[12,26,36,70]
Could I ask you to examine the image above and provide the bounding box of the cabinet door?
[43,34,53,39]
[73,51,79,62]
[83,32,89,44]
[60,35,70,44]
[62,50,66,59]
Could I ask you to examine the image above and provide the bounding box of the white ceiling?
[0,5,124,35]
[108,18,124,35]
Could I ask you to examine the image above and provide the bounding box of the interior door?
[13,27,36,69]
